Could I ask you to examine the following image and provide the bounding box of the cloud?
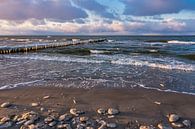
[72,0,115,19]
[0,0,88,21]
[121,0,195,16]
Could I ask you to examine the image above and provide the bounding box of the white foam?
[90,50,109,54]
[111,56,195,71]
[138,83,195,96]
[0,80,43,90]
[4,54,105,64]
[168,40,195,44]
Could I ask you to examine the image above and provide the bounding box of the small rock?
[98,120,107,129]
[24,119,35,126]
[171,122,183,128]
[86,127,94,129]
[16,120,26,125]
[140,125,155,129]
[40,108,44,112]
[107,123,117,128]
[157,123,173,129]
[0,121,12,128]
[57,124,72,129]
[0,102,11,108]
[31,103,39,107]
[80,116,89,122]
[182,120,191,127]
[0,117,10,124]
[108,115,115,119]
[154,101,161,105]
[43,95,50,99]
[107,108,119,115]
[59,114,72,121]
[70,108,84,116]
[28,124,37,129]
[44,117,54,123]
[97,108,106,115]
[168,114,180,122]
[48,121,57,127]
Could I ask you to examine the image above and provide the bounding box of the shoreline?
[0,87,195,128]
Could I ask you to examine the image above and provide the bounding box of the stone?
[16,120,26,125]
[108,115,115,119]
[28,124,37,129]
[182,120,191,127]
[157,123,173,129]
[97,108,106,115]
[59,114,72,121]
[107,108,119,115]
[20,125,29,129]
[171,122,183,128]
[0,102,11,108]
[57,124,72,129]
[98,120,107,129]
[107,123,117,128]
[0,117,10,124]
[31,103,39,107]
[168,114,180,122]
[0,121,12,128]
[44,116,54,123]
[24,119,35,126]
[40,107,45,111]
[140,125,155,129]
[70,108,84,116]
[43,95,50,99]
[48,121,57,127]
[80,116,89,122]
[86,127,94,129]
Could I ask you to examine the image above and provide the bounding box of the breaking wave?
[167,40,195,44]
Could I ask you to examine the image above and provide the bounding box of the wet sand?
[0,87,195,129]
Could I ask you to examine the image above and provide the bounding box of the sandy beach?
[0,87,195,129]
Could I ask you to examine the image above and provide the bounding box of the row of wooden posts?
[0,39,106,54]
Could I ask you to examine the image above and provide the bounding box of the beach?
[0,87,195,129]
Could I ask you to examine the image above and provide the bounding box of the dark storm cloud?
[121,0,195,16]
[0,0,88,20]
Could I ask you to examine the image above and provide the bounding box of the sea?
[0,36,195,95]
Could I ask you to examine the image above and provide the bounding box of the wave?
[90,50,110,54]
[0,80,43,90]
[110,56,195,71]
[3,54,195,71]
[167,40,195,44]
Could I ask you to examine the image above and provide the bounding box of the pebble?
[107,123,117,128]
[0,117,10,124]
[28,124,37,129]
[48,121,57,127]
[0,121,12,128]
[168,114,180,122]
[24,119,35,126]
[31,103,39,107]
[140,125,155,129]
[171,122,183,128]
[98,120,107,129]
[70,108,84,116]
[59,114,72,121]
[57,124,72,129]
[44,116,54,123]
[107,108,119,115]
[97,108,106,115]
[43,95,50,99]
[182,120,191,127]
[0,102,11,108]
[80,116,89,122]
[157,123,173,129]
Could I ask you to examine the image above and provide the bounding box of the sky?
[0,0,195,35]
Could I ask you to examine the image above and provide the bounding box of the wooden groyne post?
[0,39,106,54]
